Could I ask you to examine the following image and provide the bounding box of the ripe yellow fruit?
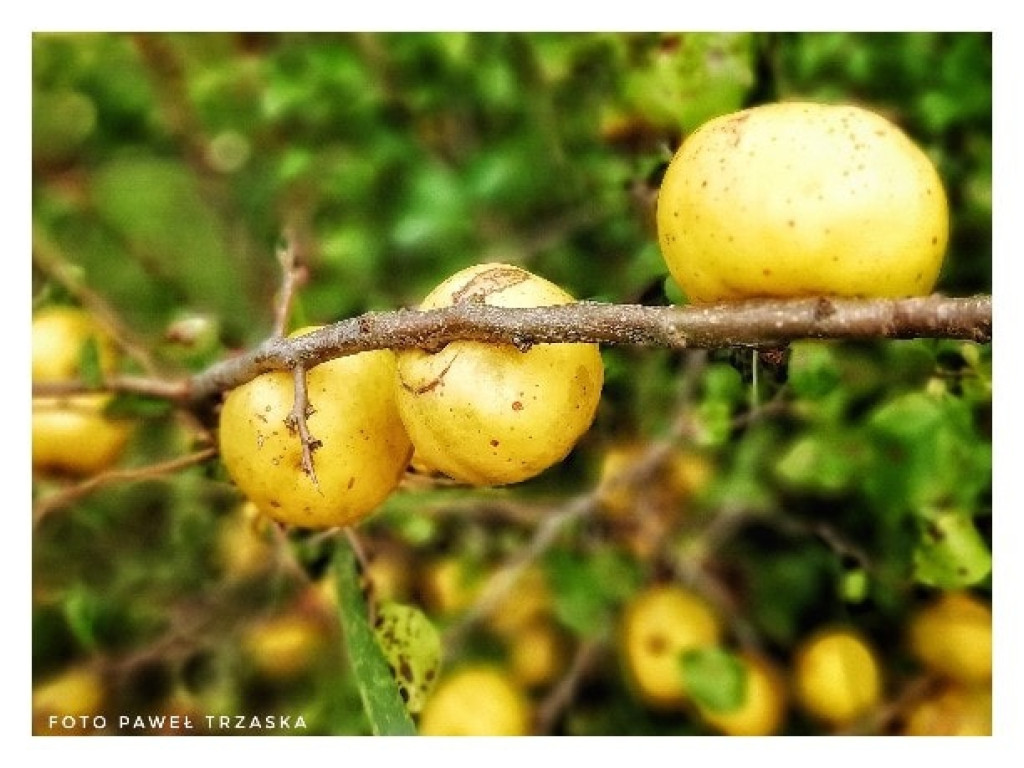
[907,591,992,684]
[395,263,604,486]
[418,665,531,736]
[657,102,949,303]
[507,620,568,690]
[619,584,722,709]
[794,628,882,727]
[419,556,483,617]
[215,501,276,581]
[218,328,412,528]
[241,606,332,680]
[697,653,787,736]
[32,666,106,735]
[485,566,553,638]
[32,306,133,475]
[900,683,991,736]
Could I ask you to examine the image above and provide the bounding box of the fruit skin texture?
[32,306,133,475]
[794,628,882,727]
[657,101,949,303]
[619,584,722,709]
[900,683,991,736]
[697,653,787,736]
[907,591,992,684]
[395,263,604,486]
[418,665,531,736]
[218,328,412,528]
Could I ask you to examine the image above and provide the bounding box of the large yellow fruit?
[619,584,722,709]
[218,328,412,528]
[395,263,604,486]
[32,306,133,475]
[794,628,882,727]
[697,653,787,736]
[418,665,531,736]
[657,101,949,303]
[907,591,992,684]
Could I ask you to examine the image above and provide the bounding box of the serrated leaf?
[914,511,992,588]
[680,646,747,713]
[334,544,417,736]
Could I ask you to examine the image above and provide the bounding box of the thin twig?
[32,220,160,376]
[534,638,607,734]
[32,447,218,526]
[442,497,593,657]
[32,375,190,401]
[272,231,307,338]
[283,364,321,487]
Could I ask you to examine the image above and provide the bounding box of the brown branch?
[32,448,218,527]
[32,374,190,401]
[534,638,606,734]
[32,295,990,408]
[185,295,992,403]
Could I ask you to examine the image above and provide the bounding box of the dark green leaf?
[334,544,417,736]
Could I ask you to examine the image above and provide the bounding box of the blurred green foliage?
[32,32,991,736]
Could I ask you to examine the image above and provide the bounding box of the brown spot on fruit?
[512,401,523,411]
[645,634,668,655]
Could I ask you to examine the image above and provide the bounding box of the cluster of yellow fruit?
[415,565,563,735]
[615,584,990,736]
[216,101,949,532]
[218,262,605,529]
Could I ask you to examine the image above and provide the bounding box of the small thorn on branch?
[285,364,322,488]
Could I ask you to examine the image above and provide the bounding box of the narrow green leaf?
[77,336,104,388]
[680,646,747,714]
[334,544,417,736]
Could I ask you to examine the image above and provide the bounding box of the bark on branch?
[186,294,991,402]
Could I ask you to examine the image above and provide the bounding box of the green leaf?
[914,511,992,588]
[680,646,747,713]
[77,336,104,388]
[62,586,101,651]
[334,544,417,736]
[787,342,841,399]
[546,549,642,637]
[372,602,442,715]
[104,392,174,419]
[774,433,861,494]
